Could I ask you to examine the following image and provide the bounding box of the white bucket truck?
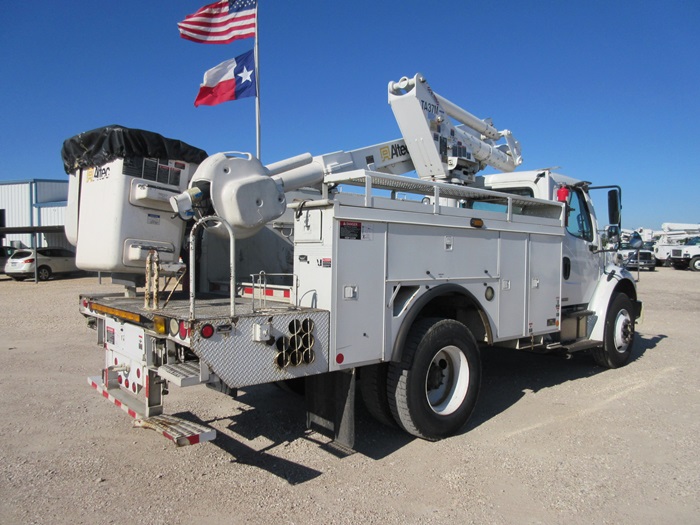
[64,74,641,448]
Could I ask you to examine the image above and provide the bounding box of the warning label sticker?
[106,326,115,345]
[339,220,361,240]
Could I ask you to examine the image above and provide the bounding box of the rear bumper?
[88,376,216,446]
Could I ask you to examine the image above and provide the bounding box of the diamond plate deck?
[192,310,330,389]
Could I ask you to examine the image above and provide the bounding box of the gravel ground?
[1,267,698,524]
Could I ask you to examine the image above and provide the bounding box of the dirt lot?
[1,267,698,524]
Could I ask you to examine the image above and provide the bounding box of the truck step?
[134,415,216,447]
[88,376,216,446]
[562,309,595,319]
[158,361,205,387]
[546,339,602,353]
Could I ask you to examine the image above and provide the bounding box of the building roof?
[0,225,65,234]
[0,178,68,186]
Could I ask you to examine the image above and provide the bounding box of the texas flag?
[194,49,256,107]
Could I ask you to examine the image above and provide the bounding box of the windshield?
[10,250,33,259]
[619,243,648,251]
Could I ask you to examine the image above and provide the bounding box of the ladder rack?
[324,170,565,224]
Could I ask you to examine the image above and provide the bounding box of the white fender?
[586,263,637,341]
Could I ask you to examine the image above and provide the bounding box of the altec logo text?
[380,143,409,162]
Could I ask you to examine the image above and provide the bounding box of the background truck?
[668,236,700,271]
[63,73,641,449]
[651,223,700,266]
[616,241,655,271]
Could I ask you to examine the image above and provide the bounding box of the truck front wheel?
[690,256,700,272]
[672,261,688,270]
[387,318,481,440]
[593,293,636,369]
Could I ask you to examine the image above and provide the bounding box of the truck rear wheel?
[359,363,396,427]
[592,292,636,369]
[690,256,700,272]
[387,318,481,440]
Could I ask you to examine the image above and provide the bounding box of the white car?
[4,247,79,281]
[0,246,18,274]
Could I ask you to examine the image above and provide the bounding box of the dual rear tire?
[360,318,481,440]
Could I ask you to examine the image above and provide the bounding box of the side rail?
[243,271,298,312]
[324,170,564,224]
[189,215,236,319]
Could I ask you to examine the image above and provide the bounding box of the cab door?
[561,188,602,307]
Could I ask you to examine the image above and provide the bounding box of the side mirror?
[606,224,620,244]
[629,231,643,250]
[607,189,621,226]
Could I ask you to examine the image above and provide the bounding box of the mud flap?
[305,369,355,451]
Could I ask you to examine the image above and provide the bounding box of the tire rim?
[425,345,470,415]
[613,309,633,353]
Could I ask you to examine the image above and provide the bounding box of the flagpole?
[254,2,261,160]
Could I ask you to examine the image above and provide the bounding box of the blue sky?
[1,1,698,230]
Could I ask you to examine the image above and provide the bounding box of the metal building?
[0,179,69,249]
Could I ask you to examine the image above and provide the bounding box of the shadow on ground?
[175,332,664,484]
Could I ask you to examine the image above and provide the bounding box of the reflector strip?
[134,415,216,447]
[90,377,141,419]
[88,376,216,447]
[242,287,291,299]
[90,302,141,323]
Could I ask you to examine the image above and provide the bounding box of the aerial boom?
[171,72,523,238]
[388,73,522,182]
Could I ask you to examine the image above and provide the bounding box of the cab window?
[567,189,593,241]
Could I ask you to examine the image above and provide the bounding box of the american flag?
[178,0,257,44]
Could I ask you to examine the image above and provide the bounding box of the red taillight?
[201,324,214,339]
[23,258,35,264]
[179,321,188,339]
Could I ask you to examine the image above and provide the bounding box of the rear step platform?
[134,415,217,447]
[158,361,206,387]
[88,376,216,446]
